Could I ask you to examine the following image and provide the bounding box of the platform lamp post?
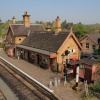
[67,47,70,63]
[65,48,70,63]
[61,53,65,78]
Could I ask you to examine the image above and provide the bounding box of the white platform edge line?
[0,57,54,93]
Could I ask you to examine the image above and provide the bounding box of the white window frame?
[86,43,89,49]
[92,45,96,50]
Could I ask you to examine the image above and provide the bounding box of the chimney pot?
[24,11,28,15]
[57,16,59,18]
[12,16,16,24]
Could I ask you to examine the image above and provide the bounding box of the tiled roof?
[10,24,45,36]
[69,58,99,66]
[88,34,100,44]
[20,32,69,52]
[78,58,99,66]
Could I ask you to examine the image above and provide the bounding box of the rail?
[0,57,61,100]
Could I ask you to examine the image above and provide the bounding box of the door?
[37,54,40,64]
[84,68,92,84]
[28,51,30,62]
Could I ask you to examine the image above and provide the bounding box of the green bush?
[97,69,100,74]
[93,83,100,93]
[81,91,95,100]
[0,43,3,48]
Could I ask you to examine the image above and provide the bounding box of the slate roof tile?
[88,34,100,43]
[11,24,45,36]
[21,32,69,52]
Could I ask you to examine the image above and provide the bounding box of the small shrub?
[97,68,100,74]
[0,43,3,48]
[93,83,100,93]
[81,91,95,100]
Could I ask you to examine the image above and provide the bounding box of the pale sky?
[0,0,100,24]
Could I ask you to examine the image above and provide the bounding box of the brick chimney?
[55,16,62,34]
[22,11,30,27]
[12,16,16,24]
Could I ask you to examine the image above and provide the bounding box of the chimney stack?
[55,16,62,34]
[12,16,16,24]
[22,11,30,27]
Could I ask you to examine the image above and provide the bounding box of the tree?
[0,21,9,38]
[72,23,88,39]
[86,24,100,34]
[51,26,55,32]
[35,21,40,24]
[61,20,67,29]
[61,20,73,32]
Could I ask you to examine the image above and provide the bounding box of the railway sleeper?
[0,61,60,100]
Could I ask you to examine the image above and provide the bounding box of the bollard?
[64,76,67,86]
[58,78,61,85]
[49,81,53,88]
[18,56,19,60]
[54,77,58,86]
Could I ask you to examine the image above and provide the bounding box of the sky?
[0,0,100,24]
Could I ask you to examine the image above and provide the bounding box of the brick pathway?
[0,48,84,100]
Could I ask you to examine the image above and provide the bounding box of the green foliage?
[35,21,41,24]
[0,21,9,38]
[65,50,70,55]
[93,83,100,93]
[97,68,100,74]
[86,23,100,34]
[51,26,55,32]
[61,21,100,39]
[72,23,88,39]
[16,20,23,24]
[0,43,4,48]
[81,91,95,100]
[61,20,73,31]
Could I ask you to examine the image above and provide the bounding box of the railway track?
[0,57,61,100]
[0,89,7,100]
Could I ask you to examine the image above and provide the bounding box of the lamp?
[61,54,65,58]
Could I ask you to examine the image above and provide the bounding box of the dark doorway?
[84,68,92,84]
[20,50,23,59]
[37,54,40,64]
[13,48,15,57]
[50,58,57,72]
[28,52,33,63]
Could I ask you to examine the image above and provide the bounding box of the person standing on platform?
[17,50,21,60]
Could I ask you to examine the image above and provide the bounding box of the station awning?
[17,45,56,57]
